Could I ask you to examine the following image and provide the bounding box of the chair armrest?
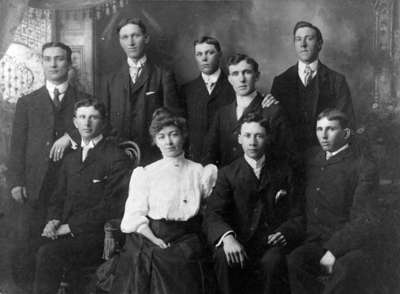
[103,219,123,260]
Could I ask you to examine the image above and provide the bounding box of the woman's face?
[155,125,184,158]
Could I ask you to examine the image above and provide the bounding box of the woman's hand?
[152,237,170,249]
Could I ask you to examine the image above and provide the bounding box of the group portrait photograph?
[0,0,400,293]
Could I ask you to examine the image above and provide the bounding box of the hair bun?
[152,107,174,120]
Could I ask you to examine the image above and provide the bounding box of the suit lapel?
[313,62,329,118]
[35,86,55,125]
[208,72,226,102]
[60,84,76,110]
[80,139,105,170]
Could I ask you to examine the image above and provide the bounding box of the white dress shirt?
[236,91,258,119]
[120,154,218,234]
[298,59,318,86]
[127,55,147,83]
[46,80,69,102]
[80,134,103,161]
[326,143,349,160]
[201,68,221,94]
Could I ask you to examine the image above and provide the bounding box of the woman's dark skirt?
[109,216,207,294]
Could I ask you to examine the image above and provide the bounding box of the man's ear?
[343,128,351,140]
[255,71,260,81]
[228,73,233,86]
[73,117,78,129]
[144,34,150,45]
[238,133,242,145]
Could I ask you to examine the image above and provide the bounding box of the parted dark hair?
[194,36,221,52]
[239,111,270,134]
[317,108,349,129]
[42,42,72,64]
[227,53,259,73]
[116,18,147,34]
[73,98,107,119]
[293,21,323,44]
[149,107,188,140]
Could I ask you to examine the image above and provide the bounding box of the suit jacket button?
[46,141,50,146]
[316,187,320,192]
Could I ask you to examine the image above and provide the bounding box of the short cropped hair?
[317,108,349,129]
[73,98,107,119]
[293,21,323,44]
[149,107,188,141]
[194,36,221,52]
[227,53,259,73]
[42,42,72,64]
[116,18,147,35]
[239,111,270,134]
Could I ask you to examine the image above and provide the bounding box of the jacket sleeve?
[204,168,235,245]
[275,162,306,246]
[68,149,131,235]
[202,111,221,166]
[47,161,68,221]
[324,155,380,257]
[161,69,184,116]
[334,75,356,130]
[7,97,28,189]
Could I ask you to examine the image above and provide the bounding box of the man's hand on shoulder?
[10,186,28,204]
[320,250,336,274]
[267,232,287,247]
[56,224,72,236]
[222,234,247,268]
[50,133,72,162]
[261,93,279,108]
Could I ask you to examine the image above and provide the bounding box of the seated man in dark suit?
[269,21,355,152]
[32,99,131,294]
[287,109,379,294]
[203,53,293,167]
[180,36,235,162]
[204,112,303,294]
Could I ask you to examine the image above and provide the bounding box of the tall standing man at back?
[270,21,355,152]
[102,18,181,165]
[7,41,89,290]
[180,36,235,162]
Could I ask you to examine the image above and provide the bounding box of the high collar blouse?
[120,154,217,234]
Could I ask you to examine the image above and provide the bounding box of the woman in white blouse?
[110,108,217,294]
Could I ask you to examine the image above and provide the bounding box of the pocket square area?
[92,179,103,183]
[145,91,156,95]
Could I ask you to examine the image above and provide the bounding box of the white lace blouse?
[120,154,218,234]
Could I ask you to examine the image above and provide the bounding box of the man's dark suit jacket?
[304,146,379,258]
[101,61,181,165]
[7,85,88,201]
[202,93,293,167]
[47,138,131,236]
[180,72,235,162]
[271,62,355,150]
[204,156,303,247]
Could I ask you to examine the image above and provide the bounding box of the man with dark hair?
[180,36,235,162]
[32,99,131,294]
[203,53,293,167]
[204,111,302,294]
[269,21,355,152]
[287,108,379,294]
[101,17,181,165]
[8,41,90,290]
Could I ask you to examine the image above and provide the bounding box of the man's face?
[73,106,103,142]
[228,60,259,96]
[42,47,70,84]
[316,117,349,152]
[294,26,321,64]
[194,43,221,75]
[119,23,149,60]
[238,121,268,160]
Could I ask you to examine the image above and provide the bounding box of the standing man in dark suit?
[32,99,131,294]
[203,53,293,167]
[101,18,181,165]
[270,21,355,152]
[180,36,235,162]
[7,42,89,290]
[204,112,302,294]
[287,109,379,294]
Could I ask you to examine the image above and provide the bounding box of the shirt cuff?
[216,230,235,247]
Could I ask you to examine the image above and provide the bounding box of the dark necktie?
[53,88,61,111]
